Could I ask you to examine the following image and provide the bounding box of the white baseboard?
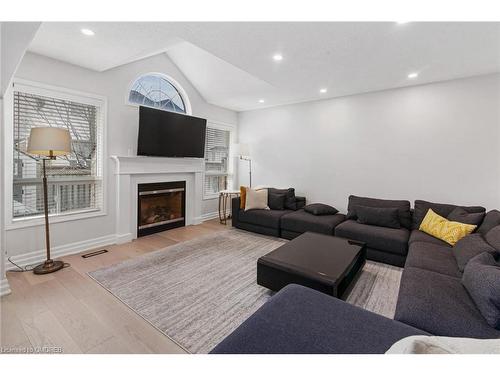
[4,215,222,273]
[200,211,219,222]
[115,233,133,244]
[1,278,12,296]
[5,234,118,271]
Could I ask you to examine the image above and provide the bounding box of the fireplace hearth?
[137,181,186,237]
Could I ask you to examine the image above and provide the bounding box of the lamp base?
[33,259,65,275]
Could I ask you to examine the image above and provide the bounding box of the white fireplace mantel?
[111,156,204,243]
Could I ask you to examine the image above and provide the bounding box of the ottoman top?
[258,232,365,284]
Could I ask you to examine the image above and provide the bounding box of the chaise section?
[280,209,346,239]
[404,242,461,278]
[395,267,500,339]
[335,220,409,266]
[211,284,427,354]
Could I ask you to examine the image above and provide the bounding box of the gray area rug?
[89,229,402,354]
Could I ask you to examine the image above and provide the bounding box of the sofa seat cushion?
[281,209,346,235]
[405,242,461,278]
[238,209,292,229]
[211,284,427,354]
[335,220,409,256]
[395,267,500,339]
[408,229,451,247]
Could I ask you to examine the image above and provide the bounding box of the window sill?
[5,208,107,231]
[203,194,220,200]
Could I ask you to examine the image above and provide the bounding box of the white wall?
[0,22,40,97]
[238,74,500,213]
[5,52,237,259]
[1,23,40,295]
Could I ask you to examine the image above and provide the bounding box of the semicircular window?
[129,73,186,113]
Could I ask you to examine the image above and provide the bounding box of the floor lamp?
[27,127,72,275]
[235,143,252,187]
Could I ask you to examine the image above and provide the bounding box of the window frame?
[203,121,236,200]
[126,72,192,115]
[3,79,108,230]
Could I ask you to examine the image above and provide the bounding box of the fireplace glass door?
[137,181,186,236]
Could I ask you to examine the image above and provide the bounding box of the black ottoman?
[280,209,346,239]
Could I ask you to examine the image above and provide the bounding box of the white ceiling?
[29,22,500,111]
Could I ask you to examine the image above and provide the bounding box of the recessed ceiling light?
[258,99,265,103]
[319,88,328,94]
[407,72,419,79]
[81,28,95,36]
[272,54,283,62]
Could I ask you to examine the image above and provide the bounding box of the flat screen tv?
[137,106,207,158]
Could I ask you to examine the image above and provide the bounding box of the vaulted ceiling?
[29,22,500,111]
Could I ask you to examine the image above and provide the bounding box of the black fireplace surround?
[137,181,186,237]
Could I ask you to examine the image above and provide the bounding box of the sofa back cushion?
[453,233,496,272]
[485,226,500,253]
[462,252,500,329]
[268,188,297,210]
[346,195,411,229]
[412,200,485,230]
[478,210,500,236]
[356,206,401,229]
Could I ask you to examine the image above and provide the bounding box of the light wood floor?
[0,219,230,354]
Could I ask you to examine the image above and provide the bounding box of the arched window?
[128,73,188,114]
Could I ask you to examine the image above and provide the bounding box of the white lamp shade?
[234,143,250,157]
[27,127,71,157]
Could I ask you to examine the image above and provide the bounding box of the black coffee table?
[257,232,366,298]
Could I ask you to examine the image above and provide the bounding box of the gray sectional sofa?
[212,195,500,353]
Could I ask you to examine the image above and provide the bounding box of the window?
[128,73,187,114]
[204,126,231,197]
[12,85,104,220]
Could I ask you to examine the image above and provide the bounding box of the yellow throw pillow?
[419,209,477,246]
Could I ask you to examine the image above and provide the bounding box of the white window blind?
[12,90,103,219]
[204,126,231,197]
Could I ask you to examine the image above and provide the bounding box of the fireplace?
[137,181,186,237]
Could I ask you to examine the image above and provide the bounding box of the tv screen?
[137,106,207,158]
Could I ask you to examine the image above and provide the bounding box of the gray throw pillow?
[356,205,401,229]
[448,207,485,227]
[268,192,286,210]
[452,234,496,272]
[346,195,411,229]
[462,252,500,329]
[268,188,296,210]
[304,203,338,216]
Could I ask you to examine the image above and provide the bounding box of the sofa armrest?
[232,197,241,227]
[295,196,306,209]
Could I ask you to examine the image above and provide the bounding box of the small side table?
[218,190,240,225]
